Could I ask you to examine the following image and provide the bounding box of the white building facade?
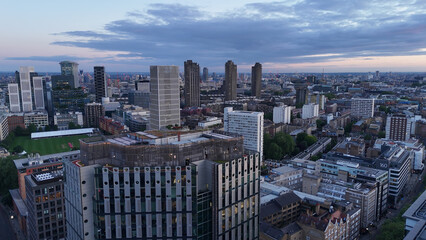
[351,98,375,118]
[302,103,319,119]
[224,107,264,159]
[149,66,180,130]
[273,105,292,124]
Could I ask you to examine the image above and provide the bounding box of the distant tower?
[184,60,200,107]
[19,66,35,112]
[149,66,180,130]
[59,61,79,88]
[84,102,105,128]
[293,79,308,106]
[251,62,262,98]
[8,83,21,112]
[94,66,106,103]
[375,71,380,79]
[224,60,237,101]
[203,67,208,81]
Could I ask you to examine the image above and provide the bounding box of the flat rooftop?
[14,150,80,170]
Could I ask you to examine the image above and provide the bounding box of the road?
[0,204,17,240]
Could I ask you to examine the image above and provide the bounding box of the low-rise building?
[267,166,303,191]
[260,191,302,228]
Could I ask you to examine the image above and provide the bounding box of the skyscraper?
[184,60,200,107]
[60,61,80,88]
[64,130,260,239]
[84,102,104,128]
[386,114,412,141]
[293,79,308,106]
[224,60,237,101]
[94,66,107,103]
[8,83,21,112]
[19,66,35,112]
[251,62,262,98]
[149,66,180,130]
[202,67,208,81]
[32,76,45,110]
[224,107,264,159]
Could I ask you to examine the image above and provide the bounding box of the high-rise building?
[135,80,150,92]
[202,67,208,81]
[19,66,35,112]
[302,103,319,119]
[25,171,66,240]
[8,83,21,112]
[224,60,237,101]
[386,114,412,141]
[60,61,80,88]
[0,114,9,141]
[32,76,45,110]
[184,60,200,107]
[149,65,180,130]
[351,98,375,119]
[224,107,264,159]
[273,105,293,124]
[251,62,262,98]
[64,130,260,239]
[293,80,308,106]
[94,66,107,103]
[84,102,105,128]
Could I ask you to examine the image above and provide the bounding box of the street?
[0,204,17,240]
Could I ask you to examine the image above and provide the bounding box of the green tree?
[0,157,19,206]
[267,143,283,160]
[364,134,372,140]
[305,135,317,146]
[264,112,273,121]
[378,131,386,138]
[296,132,308,143]
[13,145,24,153]
[316,119,327,131]
[28,124,37,133]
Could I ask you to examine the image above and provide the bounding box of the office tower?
[64,130,260,239]
[135,80,150,92]
[94,66,107,103]
[302,103,319,119]
[351,98,375,118]
[32,76,45,110]
[128,91,150,109]
[84,102,105,128]
[386,114,412,141]
[251,62,262,98]
[306,92,325,110]
[44,81,55,125]
[149,65,180,130]
[19,66,35,112]
[273,105,293,124]
[10,151,79,239]
[375,70,380,79]
[307,75,317,84]
[202,67,208,81]
[224,107,264,159]
[184,60,200,107]
[293,79,308,106]
[0,114,9,141]
[26,171,66,240]
[224,60,237,101]
[8,83,21,112]
[60,61,80,88]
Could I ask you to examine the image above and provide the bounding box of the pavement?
[361,171,425,240]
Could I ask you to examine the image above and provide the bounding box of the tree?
[378,131,386,138]
[296,133,308,143]
[364,134,372,140]
[0,156,19,206]
[28,124,37,133]
[264,112,273,121]
[316,119,327,131]
[267,143,283,160]
[13,145,24,153]
[305,135,317,146]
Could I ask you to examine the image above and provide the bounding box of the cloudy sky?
[1,0,426,72]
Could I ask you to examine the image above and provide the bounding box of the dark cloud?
[47,1,426,68]
[6,55,89,62]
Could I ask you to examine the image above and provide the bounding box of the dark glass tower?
[184,60,201,107]
[94,66,106,103]
[251,62,262,98]
[224,60,237,101]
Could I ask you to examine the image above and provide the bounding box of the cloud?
[44,1,426,69]
[6,55,89,62]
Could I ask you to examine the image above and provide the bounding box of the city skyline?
[1,0,426,72]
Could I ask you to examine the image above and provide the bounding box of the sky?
[1,0,426,73]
